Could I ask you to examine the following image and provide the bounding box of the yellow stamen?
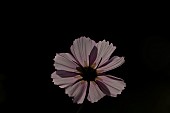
[81,80,85,84]
[74,75,82,79]
[91,63,96,69]
[95,77,103,81]
[91,81,96,85]
[84,61,88,67]
[96,69,103,74]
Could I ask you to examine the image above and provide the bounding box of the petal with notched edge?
[96,75,126,97]
[97,56,125,73]
[70,37,96,67]
[65,80,87,104]
[87,81,105,103]
[54,53,79,72]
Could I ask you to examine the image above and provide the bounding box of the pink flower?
[51,36,126,104]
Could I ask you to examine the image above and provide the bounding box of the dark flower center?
[77,66,98,81]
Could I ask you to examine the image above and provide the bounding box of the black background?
[0,5,170,113]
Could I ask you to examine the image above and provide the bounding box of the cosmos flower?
[51,36,126,104]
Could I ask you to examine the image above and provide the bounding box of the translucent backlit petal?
[56,70,79,78]
[65,80,87,104]
[97,56,125,73]
[54,53,79,72]
[51,71,81,88]
[70,37,96,67]
[94,40,116,68]
[89,46,98,66]
[87,81,105,103]
[97,75,126,97]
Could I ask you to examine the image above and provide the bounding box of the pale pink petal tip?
[97,56,125,73]
[53,53,78,72]
[87,81,105,103]
[51,71,80,89]
[97,75,126,97]
[94,40,117,68]
[70,36,96,67]
[65,81,87,104]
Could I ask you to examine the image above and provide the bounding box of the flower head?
[51,36,126,104]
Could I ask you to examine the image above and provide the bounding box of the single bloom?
[51,36,126,104]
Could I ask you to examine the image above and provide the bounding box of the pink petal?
[97,56,125,73]
[51,71,81,88]
[94,40,116,68]
[104,75,124,81]
[95,80,111,96]
[96,75,126,97]
[87,81,105,103]
[65,80,87,104]
[89,46,98,66]
[56,70,79,78]
[53,53,79,72]
[70,37,96,67]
